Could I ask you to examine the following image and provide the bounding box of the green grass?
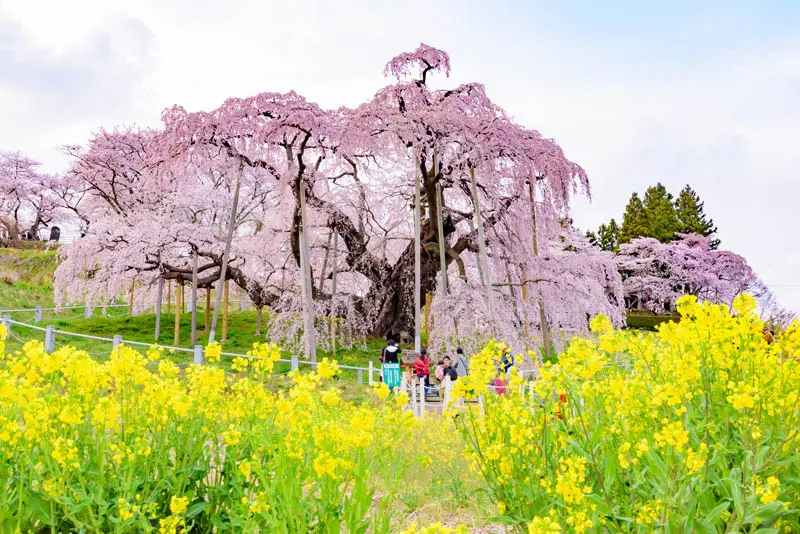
[0,248,59,310]
[625,310,680,331]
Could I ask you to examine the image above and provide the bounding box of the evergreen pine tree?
[618,193,651,245]
[597,218,620,251]
[643,183,680,242]
[675,184,720,248]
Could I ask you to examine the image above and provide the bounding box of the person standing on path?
[414,349,431,395]
[380,339,401,392]
[453,348,469,377]
[381,339,401,363]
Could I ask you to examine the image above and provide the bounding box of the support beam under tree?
[208,166,242,345]
[318,231,333,293]
[528,178,552,359]
[174,282,181,346]
[414,172,422,354]
[155,275,163,342]
[469,166,496,325]
[520,264,529,337]
[298,178,317,362]
[222,279,230,343]
[191,249,198,346]
[256,306,263,336]
[205,289,211,330]
[424,291,432,338]
[434,149,449,296]
[128,280,135,319]
[330,231,339,357]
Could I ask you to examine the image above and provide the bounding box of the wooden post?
[330,232,339,357]
[166,280,171,315]
[205,289,211,330]
[174,282,182,346]
[256,306,263,336]
[209,166,242,344]
[434,152,448,295]
[191,251,198,346]
[424,292,433,337]
[222,279,230,343]
[528,178,552,358]
[469,166,496,324]
[298,177,317,362]
[318,231,333,293]
[414,173,422,354]
[520,266,529,337]
[155,276,163,342]
[128,280,135,319]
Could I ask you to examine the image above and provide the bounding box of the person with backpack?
[380,339,401,363]
[453,348,469,377]
[413,349,431,395]
[380,339,401,392]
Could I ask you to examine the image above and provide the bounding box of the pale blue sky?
[1,0,798,311]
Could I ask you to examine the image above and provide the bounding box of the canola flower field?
[0,294,798,533]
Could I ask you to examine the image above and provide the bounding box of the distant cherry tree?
[617,234,757,313]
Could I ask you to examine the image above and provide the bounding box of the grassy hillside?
[0,248,59,309]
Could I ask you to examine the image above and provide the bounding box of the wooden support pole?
[256,306,263,336]
[298,177,317,362]
[191,251,198,346]
[318,231,333,293]
[222,279,230,343]
[128,280,135,318]
[434,151,448,295]
[155,276,163,342]
[528,178,552,358]
[424,292,432,338]
[166,280,171,315]
[209,166,242,344]
[330,231,339,357]
[174,282,181,346]
[205,289,211,330]
[414,173,422,354]
[469,166,496,324]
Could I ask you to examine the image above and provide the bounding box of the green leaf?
[756,502,785,528]
[729,469,744,522]
[693,519,718,534]
[186,499,208,520]
[27,492,53,523]
[705,501,730,524]
[602,448,617,492]
[585,494,611,516]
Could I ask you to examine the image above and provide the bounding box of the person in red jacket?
[414,349,431,395]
